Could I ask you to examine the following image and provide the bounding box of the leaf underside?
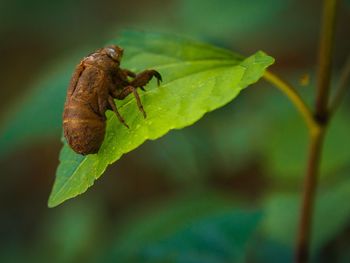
[48,31,274,207]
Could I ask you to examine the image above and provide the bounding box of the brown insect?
[63,45,162,155]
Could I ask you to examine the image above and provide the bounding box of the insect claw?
[153,71,162,86]
[138,104,147,119]
[117,115,130,129]
[132,88,147,119]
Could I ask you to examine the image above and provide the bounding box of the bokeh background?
[1,0,350,262]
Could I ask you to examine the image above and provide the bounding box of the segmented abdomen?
[63,99,106,155]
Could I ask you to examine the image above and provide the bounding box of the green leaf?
[48,31,274,207]
[98,191,261,263]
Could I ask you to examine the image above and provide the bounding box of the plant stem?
[315,0,339,122]
[296,127,324,263]
[263,71,318,133]
[296,0,338,262]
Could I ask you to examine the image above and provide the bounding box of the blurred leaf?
[147,130,206,184]
[100,192,261,263]
[143,94,268,185]
[249,237,293,263]
[0,243,28,263]
[136,211,261,263]
[48,31,274,207]
[261,96,350,180]
[262,173,350,255]
[35,199,104,263]
[262,109,308,179]
[179,0,292,39]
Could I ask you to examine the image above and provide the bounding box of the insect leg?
[112,85,134,100]
[132,88,147,118]
[131,70,162,88]
[116,86,146,118]
[113,85,147,118]
[122,69,136,78]
[108,96,129,128]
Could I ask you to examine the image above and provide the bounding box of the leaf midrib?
[121,38,243,61]
[124,44,243,63]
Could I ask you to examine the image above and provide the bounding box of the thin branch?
[263,71,318,133]
[315,0,339,121]
[329,55,350,117]
[296,0,339,262]
[296,128,325,263]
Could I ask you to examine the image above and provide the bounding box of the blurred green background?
[1,0,350,262]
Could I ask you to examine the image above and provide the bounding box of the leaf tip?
[256,50,275,67]
[47,194,60,208]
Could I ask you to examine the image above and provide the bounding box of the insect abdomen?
[63,101,106,155]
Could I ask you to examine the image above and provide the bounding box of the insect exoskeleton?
[63,45,162,155]
[63,100,106,155]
